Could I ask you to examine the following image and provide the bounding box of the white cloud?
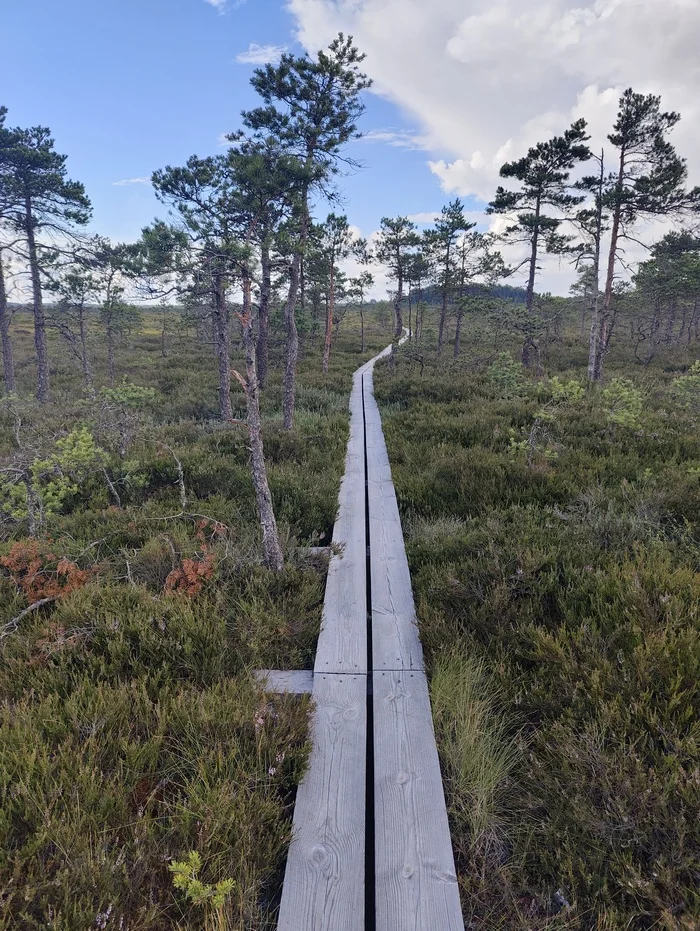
[205,0,227,10]
[406,212,439,224]
[288,0,700,292]
[236,43,287,65]
[112,177,150,187]
[362,128,431,150]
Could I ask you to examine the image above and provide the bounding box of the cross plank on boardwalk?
[277,673,366,931]
[254,669,314,694]
[373,669,463,931]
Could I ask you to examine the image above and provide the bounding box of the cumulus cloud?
[112,177,150,187]
[288,0,700,291]
[236,43,287,65]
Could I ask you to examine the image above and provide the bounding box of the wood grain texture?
[278,673,366,931]
[363,370,423,672]
[254,669,314,694]
[314,371,367,674]
[373,669,464,931]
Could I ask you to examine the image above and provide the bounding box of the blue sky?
[0,0,458,248]
[5,0,698,295]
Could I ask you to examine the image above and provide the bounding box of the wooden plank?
[314,374,367,675]
[363,371,423,672]
[254,669,314,694]
[373,670,464,931]
[278,673,366,931]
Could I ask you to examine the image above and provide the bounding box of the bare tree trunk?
[360,298,365,353]
[0,254,16,394]
[24,196,49,401]
[408,287,413,342]
[593,152,624,382]
[239,272,283,571]
[282,253,300,430]
[437,247,451,357]
[78,306,95,397]
[107,321,116,385]
[586,153,605,383]
[454,308,463,359]
[212,273,233,420]
[522,197,541,368]
[323,264,335,374]
[256,243,271,389]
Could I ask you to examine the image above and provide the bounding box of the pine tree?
[318,213,353,373]
[424,199,474,356]
[591,89,700,381]
[0,118,91,401]
[488,120,590,366]
[375,216,420,354]
[241,34,370,427]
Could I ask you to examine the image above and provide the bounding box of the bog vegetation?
[1,28,700,931]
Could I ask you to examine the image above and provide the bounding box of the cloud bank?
[288,0,700,293]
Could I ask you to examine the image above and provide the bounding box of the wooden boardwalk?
[277,342,464,931]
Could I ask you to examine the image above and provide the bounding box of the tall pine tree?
[488,120,590,366]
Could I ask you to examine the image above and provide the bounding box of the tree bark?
[24,195,49,401]
[522,196,541,368]
[0,253,17,394]
[586,153,605,383]
[240,272,283,571]
[78,306,95,397]
[323,263,335,374]
[282,253,300,429]
[454,309,463,359]
[437,244,451,357]
[593,149,625,382]
[393,270,404,354]
[256,243,271,389]
[360,297,365,353]
[213,272,233,420]
[107,321,116,385]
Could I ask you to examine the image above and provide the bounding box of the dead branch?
[1,597,58,641]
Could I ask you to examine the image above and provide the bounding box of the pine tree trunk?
[392,271,404,366]
[79,306,95,397]
[323,264,334,374]
[241,272,283,571]
[586,154,605,382]
[437,247,450,357]
[213,273,233,420]
[454,308,463,358]
[593,152,624,382]
[256,243,271,389]
[0,254,17,394]
[24,196,49,402]
[282,253,300,429]
[522,198,541,368]
[107,322,116,385]
[360,299,365,353]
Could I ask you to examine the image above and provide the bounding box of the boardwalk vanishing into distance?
[275,340,464,931]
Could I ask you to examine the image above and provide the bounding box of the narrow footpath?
[277,343,464,931]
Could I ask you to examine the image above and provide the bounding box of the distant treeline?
[417,283,528,305]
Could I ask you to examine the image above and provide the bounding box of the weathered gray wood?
[373,669,464,931]
[278,673,366,931]
[364,370,423,672]
[254,669,314,694]
[314,371,367,674]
